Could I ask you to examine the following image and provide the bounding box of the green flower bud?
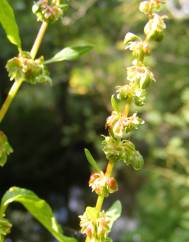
[127,65,155,89]
[133,88,147,106]
[6,52,52,85]
[144,14,167,41]
[124,32,140,46]
[102,136,144,170]
[124,32,150,60]
[130,150,144,170]
[115,85,132,101]
[0,131,13,167]
[139,1,165,15]
[139,1,152,15]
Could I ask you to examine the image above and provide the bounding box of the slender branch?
[0,79,23,123]
[0,21,48,123]
[30,21,48,59]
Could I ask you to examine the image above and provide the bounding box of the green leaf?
[111,95,120,112]
[0,187,77,242]
[0,131,13,167]
[106,200,122,230]
[45,46,93,64]
[84,148,101,172]
[131,150,144,171]
[0,0,21,48]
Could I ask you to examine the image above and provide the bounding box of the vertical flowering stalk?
[80,1,167,241]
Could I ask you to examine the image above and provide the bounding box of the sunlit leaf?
[0,187,77,242]
[45,46,93,64]
[0,131,13,167]
[106,200,122,229]
[0,0,21,48]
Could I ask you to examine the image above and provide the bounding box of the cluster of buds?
[0,131,13,167]
[103,0,167,169]
[106,111,144,138]
[89,172,118,197]
[115,84,147,106]
[32,0,64,23]
[6,51,52,85]
[102,136,144,170]
[80,1,167,241]
[139,0,165,16]
[80,207,111,242]
[139,0,167,41]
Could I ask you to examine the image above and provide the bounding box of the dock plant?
[0,0,167,241]
[79,1,167,242]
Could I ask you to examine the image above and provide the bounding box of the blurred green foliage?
[0,0,189,241]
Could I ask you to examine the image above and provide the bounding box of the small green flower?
[124,33,150,60]
[0,131,13,167]
[115,83,147,106]
[6,52,52,85]
[133,87,147,106]
[106,111,144,138]
[79,207,111,241]
[102,136,144,170]
[139,0,165,15]
[32,0,63,23]
[144,14,167,41]
[89,172,118,196]
[127,65,155,89]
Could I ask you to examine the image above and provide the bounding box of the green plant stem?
[0,79,23,123]
[0,21,48,123]
[30,21,48,59]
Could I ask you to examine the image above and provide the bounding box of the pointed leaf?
[106,200,122,229]
[0,0,21,48]
[111,95,120,112]
[84,148,100,172]
[0,187,76,242]
[45,46,93,64]
[0,131,13,167]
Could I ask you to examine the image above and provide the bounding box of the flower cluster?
[102,136,144,170]
[103,0,167,169]
[89,172,118,197]
[106,112,144,138]
[80,207,111,242]
[80,1,167,241]
[32,0,64,23]
[0,131,13,167]
[6,51,52,85]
